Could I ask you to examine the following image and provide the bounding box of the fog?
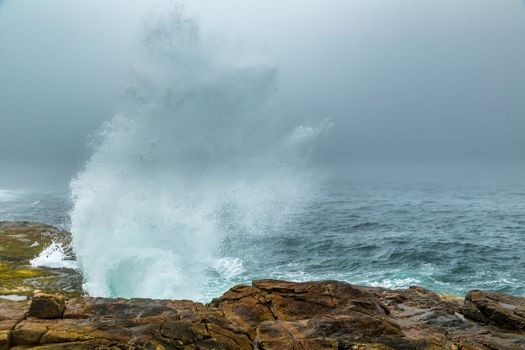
[1,0,524,186]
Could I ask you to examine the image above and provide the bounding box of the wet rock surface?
[0,280,522,349]
[464,290,525,331]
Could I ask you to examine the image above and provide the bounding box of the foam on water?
[70,6,330,300]
[30,242,78,270]
[211,257,245,280]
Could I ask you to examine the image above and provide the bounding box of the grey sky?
[1,0,524,185]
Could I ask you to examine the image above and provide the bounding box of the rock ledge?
[0,280,524,349]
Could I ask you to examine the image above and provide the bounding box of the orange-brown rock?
[28,292,66,319]
[464,290,525,331]
[0,280,524,349]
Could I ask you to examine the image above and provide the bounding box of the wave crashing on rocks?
[69,5,331,301]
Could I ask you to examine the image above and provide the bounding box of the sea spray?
[70,6,331,301]
[30,242,77,270]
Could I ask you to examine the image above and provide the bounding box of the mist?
[1,0,525,186]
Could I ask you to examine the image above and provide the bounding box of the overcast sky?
[1,0,524,185]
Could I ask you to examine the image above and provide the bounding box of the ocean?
[2,169,524,301]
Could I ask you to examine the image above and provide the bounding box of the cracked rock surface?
[0,280,524,349]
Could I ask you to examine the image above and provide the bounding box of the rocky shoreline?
[0,280,524,349]
[1,222,524,349]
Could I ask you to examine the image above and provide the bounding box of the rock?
[0,222,82,299]
[464,290,525,331]
[0,331,9,350]
[28,292,66,319]
[0,299,27,331]
[0,278,523,348]
[211,279,405,349]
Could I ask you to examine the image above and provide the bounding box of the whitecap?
[212,257,245,279]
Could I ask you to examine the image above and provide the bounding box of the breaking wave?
[69,6,331,300]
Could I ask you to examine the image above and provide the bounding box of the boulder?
[464,290,525,331]
[210,279,404,349]
[28,292,66,319]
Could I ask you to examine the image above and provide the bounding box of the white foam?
[367,277,422,289]
[70,5,328,301]
[30,242,78,270]
[212,257,245,279]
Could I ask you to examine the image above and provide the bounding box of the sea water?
[2,169,524,302]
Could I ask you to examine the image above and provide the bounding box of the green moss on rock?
[0,222,83,298]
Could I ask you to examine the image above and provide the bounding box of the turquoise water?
[1,172,524,299]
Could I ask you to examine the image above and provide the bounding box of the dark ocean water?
[0,188,71,228]
[217,175,525,297]
[1,170,524,298]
